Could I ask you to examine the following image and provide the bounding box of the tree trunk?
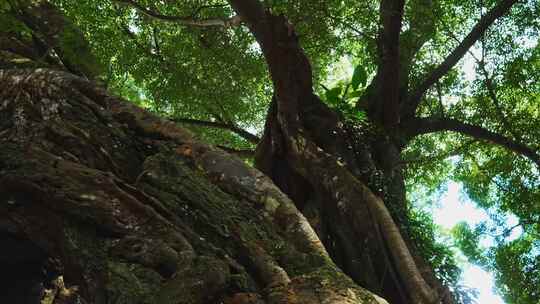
[223,3,450,303]
[256,97,451,304]
[0,68,390,304]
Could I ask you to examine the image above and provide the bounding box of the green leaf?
[325,86,342,105]
[0,1,10,11]
[354,110,367,121]
[351,65,367,90]
[348,90,364,98]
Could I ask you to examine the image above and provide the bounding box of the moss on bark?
[0,69,386,304]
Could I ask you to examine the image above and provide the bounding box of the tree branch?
[400,139,476,166]
[190,4,229,18]
[375,0,405,129]
[403,0,519,118]
[152,26,161,56]
[217,145,255,158]
[114,0,242,28]
[227,0,313,135]
[405,117,540,167]
[441,24,524,143]
[171,117,260,144]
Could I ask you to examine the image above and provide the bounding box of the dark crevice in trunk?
[0,231,62,304]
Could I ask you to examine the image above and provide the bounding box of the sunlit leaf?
[351,65,367,90]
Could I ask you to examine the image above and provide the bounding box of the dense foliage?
[1,0,538,303]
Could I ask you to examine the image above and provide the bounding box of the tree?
[0,0,538,304]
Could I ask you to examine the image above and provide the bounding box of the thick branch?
[226,0,267,39]
[228,0,313,134]
[404,0,519,117]
[405,117,540,167]
[226,0,313,90]
[375,0,405,128]
[115,0,242,28]
[171,117,260,144]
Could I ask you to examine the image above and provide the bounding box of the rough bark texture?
[1,1,528,304]
[0,69,388,304]
[227,2,450,303]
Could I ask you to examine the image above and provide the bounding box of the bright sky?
[433,181,507,304]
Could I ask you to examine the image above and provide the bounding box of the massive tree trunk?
[226,1,527,303]
[256,99,442,304]
[0,69,388,304]
[228,2,451,304]
[2,1,528,303]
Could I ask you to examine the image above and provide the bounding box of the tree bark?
[228,1,450,303]
[0,69,388,304]
[1,2,531,304]
[374,0,405,129]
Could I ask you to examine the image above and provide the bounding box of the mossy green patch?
[106,261,162,304]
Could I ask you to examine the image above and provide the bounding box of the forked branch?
[404,0,519,117]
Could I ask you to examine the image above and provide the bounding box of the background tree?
[1,0,539,303]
